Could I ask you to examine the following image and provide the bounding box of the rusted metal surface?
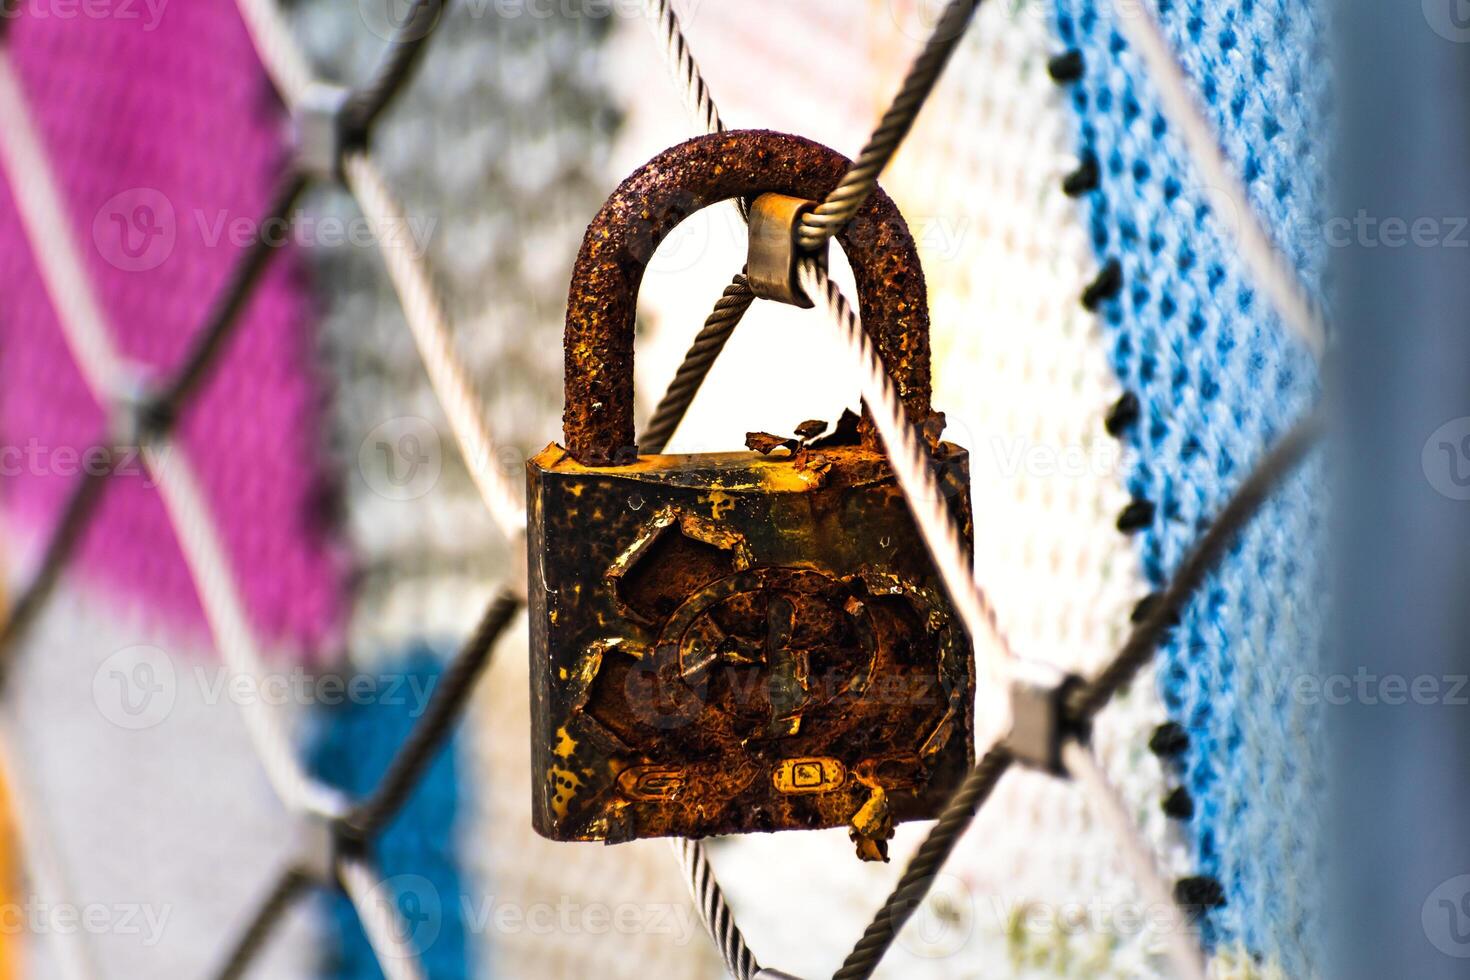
[527,437,975,857]
[533,130,971,858]
[562,129,935,466]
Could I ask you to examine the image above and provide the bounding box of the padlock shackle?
[563,130,935,466]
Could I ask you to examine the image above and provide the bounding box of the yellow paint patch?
[706,491,735,520]
[553,726,577,759]
[547,766,583,820]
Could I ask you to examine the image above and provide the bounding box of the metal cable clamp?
[747,192,826,307]
[1004,659,1086,775]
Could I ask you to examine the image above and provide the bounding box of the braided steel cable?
[230,0,529,541]
[640,273,755,454]
[795,0,983,252]
[0,466,109,670]
[340,0,448,142]
[672,838,760,980]
[343,590,522,840]
[1111,0,1326,359]
[1067,409,1326,720]
[144,439,347,818]
[1062,739,1207,980]
[148,173,309,428]
[2,4,519,978]
[0,48,341,816]
[342,151,529,539]
[646,0,725,136]
[234,0,314,109]
[835,409,1320,977]
[212,866,313,980]
[336,854,428,980]
[833,747,1013,980]
[800,259,1017,682]
[0,52,124,394]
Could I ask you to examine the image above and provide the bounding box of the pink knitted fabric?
[0,4,345,656]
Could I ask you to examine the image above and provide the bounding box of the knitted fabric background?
[0,4,346,654]
[309,649,469,978]
[1053,0,1328,974]
[284,2,722,975]
[0,0,1330,976]
[0,4,343,977]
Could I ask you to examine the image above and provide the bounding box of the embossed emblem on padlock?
[527,130,975,859]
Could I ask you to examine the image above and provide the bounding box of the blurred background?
[2,0,1449,977]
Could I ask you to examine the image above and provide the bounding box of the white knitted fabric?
[608,1,1190,976]
[0,571,318,980]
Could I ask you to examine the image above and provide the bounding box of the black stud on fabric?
[1105,391,1140,436]
[1162,786,1195,819]
[1131,593,1160,623]
[1174,876,1228,916]
[1130,592,1181,627]
[1082,259,1124,311]
[1149,722,1191,758]
[1116,498,1155,533]
[1063,155,1101,197]
[1047,50,1086,83]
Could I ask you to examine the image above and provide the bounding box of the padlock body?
[526,442,976,844]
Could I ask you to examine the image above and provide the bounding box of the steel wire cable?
[1061,739,1207,980]
[144,439,348,817]
[0,0,1333,976]
[1067,409,1326,721]
[795,0,984,252]
[832,413,1321,978]
[672,837,761,980]
[211,866,313,980]
[0,47,339,819]
[640,272,756,454]
[148,172,309,427]
[800,259,1017,680]
[342,150,529,539]
[234,0,315,109]
[647,0,726,137]
[1110,0,1327,359]
[0,52,125,394]
[831,746,1013,980]
[342,590,522,840]
[340,0,449,142]
[336,854,428,980]
[0,465,110,671]
[0,3,516,977]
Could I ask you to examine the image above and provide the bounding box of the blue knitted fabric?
[309,648,473,979]
[1052,0,1328,973]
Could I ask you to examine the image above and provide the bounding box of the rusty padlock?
[527,130,975,860]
